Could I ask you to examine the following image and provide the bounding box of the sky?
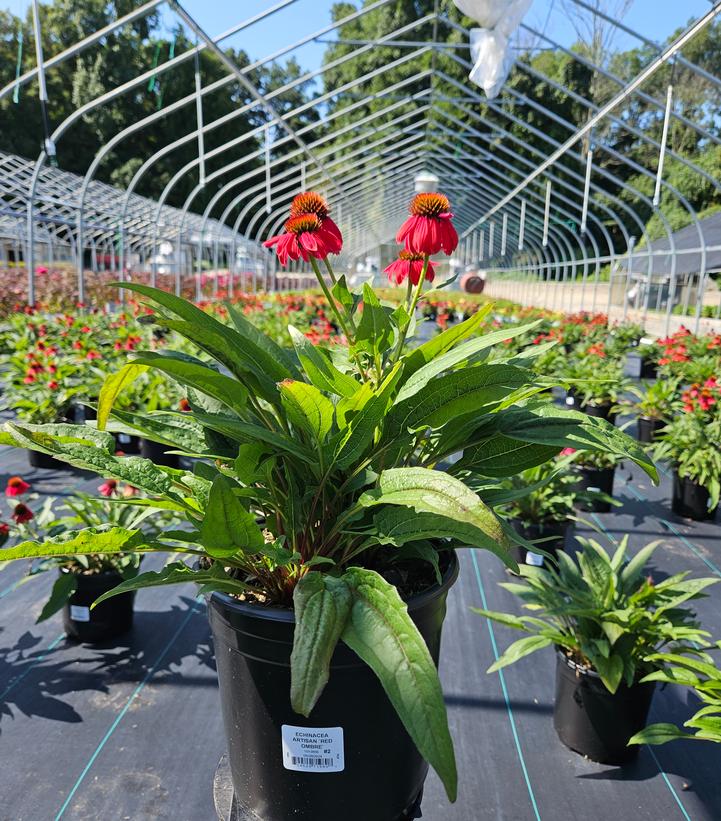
[3,0,715,73]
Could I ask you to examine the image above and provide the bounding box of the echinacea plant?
[0,191,657,802]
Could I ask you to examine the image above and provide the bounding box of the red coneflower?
[12,503,34,524]
[289,192,343,254]
[98,479,118,498]
[264,214,334,267]
[396,193,458,256]
[179,398,192,412]
[6,476,31,497]
[384,251,438,286]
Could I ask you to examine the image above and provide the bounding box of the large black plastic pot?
[553,652,655,764]
[207,553,459,821]
[672,472,718,521]
[139,437,179,468]
[62,570,135,643]
[510,520,571,568]
[28,449,69,471]
[575,466,615,513]
[637,416,664,444]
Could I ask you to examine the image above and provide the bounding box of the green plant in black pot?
[0,192,657,821]
[561,348,629,421]
[474,537,718,763]
[655,378,721,521]
[626,378,679,444]
[487,452,612,568]
[629,644,721,746]
[571,448,623,513]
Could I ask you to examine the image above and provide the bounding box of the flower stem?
[392,255,429,363]
[309,257,353,342]
[324,257,356,333]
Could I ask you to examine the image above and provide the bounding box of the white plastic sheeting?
[453,0,533,98]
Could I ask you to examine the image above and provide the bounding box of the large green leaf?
[279,380,335,443]
[362,468,506,546]
[290,573,353,716]
[0,526,160,563]
[354,284,394,357]
[226,301,301,380]
[628,724,693,746]
[92,561,250,606]
[109,408,217,454]
[487,635,553,673]
[387,364,531,436]
[456,435,561,478]
[368,508,517,571]
[288,325,359,398]
[97,363,148,431]
[397,319,542,402]
[130,351,249,415]
[37,572,78,623]
[401,303,493,381]
[341,567,457,802]
[199,476,265,558]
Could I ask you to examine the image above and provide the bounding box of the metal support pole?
[581,148,593,234]
[500,213,508,257]
[265,125,272,215]
[654,83,674,207]
[542,180,551,247]
[195,50,206,188]
[518,199,526,251]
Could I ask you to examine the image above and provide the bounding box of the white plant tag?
[70,605,91,622]
[118,434,131,444]
[281,725,344,773]
[565,396,576,406]
[526,551,545,567]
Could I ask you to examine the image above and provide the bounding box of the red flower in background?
[5,476,30,497]
[179,398,191,412]
[397,193,458,256]
[289,192,343,254]
[264,214,334,266]
[12,503,34,524]
[98,479,118,497]
[384,251,438,286]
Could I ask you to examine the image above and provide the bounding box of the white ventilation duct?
[453,0,533,99]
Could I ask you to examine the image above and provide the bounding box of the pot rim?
[209,549,460,624]
[555,647,652,688]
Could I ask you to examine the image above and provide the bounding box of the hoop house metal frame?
[1,0,720,333]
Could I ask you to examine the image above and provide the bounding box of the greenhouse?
[1,1,720,819]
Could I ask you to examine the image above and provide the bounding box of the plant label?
[70,605,91,622]
[281,725,344,773]
[526,551,544,567]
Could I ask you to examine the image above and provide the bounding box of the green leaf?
[92,561,249,607]
[354,284,394,356]
[131,352,249,415]
[37,572,78,623]
[397,319,542,402]
[628,723,690,746]
[387,365,531,435]
[289,325,359,398]
[331,275,359,317]
[199,476,265,558]
[620,541,661,591]
[368,507,517,571]
[109,408,216,454]
[290,573,353,716]
[593,653,624,693]
[226,301,301,380]
[279,380,335,442]
[363,468,507,546]
[0,526,155,563]
[458,435,560,478]
[488,635,553,672]
[97,363,149,431]
[401,303,493,381]
[472,608,528,631]
[341,567,457,802]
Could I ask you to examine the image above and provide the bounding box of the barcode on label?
[282,725,344,773]
[292,756,335,768]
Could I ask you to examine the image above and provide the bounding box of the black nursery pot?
[28,449,69,471]
[139,437,179,468]
[582,401,617,424]
[672,472,718,521]
[640,358,658,379]
[207,554,459,821]
[114,431,141,454]
[553,652,655,764]
[510,520,571,568]
[636,416,664,444]
[575,466,615,513]
[62,570,135,643]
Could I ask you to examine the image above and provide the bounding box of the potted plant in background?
[2,475,178,642]
[486,452,612,568]
[571,449,624,513]
[627,378,679,444]
[0,191,656,821]
[474,537,718,763]
[655,377,720,521]
[629,644,721,746]
[562,347,628,422]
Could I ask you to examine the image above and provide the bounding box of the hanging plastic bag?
[454,0,533,99]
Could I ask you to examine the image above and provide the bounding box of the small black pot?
[637,416,664,444]
[28,449,69,471]
[672,472,718,521]
[114,432,141,455]
[510,520,571,568]
[139,438,179,468]
[207,554,459,821]
[62,570,135,643]
[553,652,655,764]
[640,359,658,379]
[575,466,615,513]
